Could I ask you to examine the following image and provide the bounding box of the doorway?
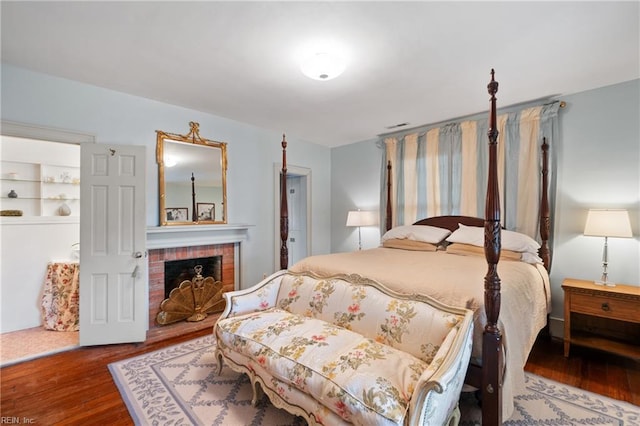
[0,121,93,365]
[273,164,311,270]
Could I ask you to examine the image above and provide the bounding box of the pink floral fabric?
[216,273,467,425]
[275,274,461,364]
[41,262,79,331]
[217,308,430,425]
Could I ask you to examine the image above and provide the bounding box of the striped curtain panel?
[380,102,560,240]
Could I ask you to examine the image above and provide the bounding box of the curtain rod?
[377,98,565,139]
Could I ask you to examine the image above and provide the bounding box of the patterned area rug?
[109,334,640,425]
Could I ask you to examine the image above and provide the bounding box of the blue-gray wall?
[3,62,638,336]
[331,139,382,252]
[331,79,640,334]
[1,64,332,289]
[550,79,639,323]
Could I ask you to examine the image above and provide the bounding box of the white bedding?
[290,247,551,420]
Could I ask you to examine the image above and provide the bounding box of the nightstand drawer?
[563,278,640,359]
[571,292,639,323]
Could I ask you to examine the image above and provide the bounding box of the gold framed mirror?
[156,122,227,225]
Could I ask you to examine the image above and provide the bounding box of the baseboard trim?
[548,316,564,340]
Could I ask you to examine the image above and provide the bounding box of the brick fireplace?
[148,243,234,329]
[146,225,248,340]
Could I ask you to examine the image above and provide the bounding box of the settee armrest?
[218,270,286,319]
[408,309,474,426]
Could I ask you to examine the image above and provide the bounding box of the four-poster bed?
[279,70,553,425]
[280,134,289,270]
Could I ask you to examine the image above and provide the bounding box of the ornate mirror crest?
[156,122,228,225]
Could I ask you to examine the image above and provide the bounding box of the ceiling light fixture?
[300,51,346,81]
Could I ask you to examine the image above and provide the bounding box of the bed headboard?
[413,215,484,232]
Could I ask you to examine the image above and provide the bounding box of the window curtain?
[379,101,560,241]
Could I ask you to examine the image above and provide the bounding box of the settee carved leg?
[251,380,265,407]
[447,404,461,426]
[215,352,224,375]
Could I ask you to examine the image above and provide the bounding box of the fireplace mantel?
[145,224,251,336]
[146,224,251,249]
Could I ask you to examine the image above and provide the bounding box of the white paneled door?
[287,175,308,266]
[79,144,147,345]
[272,164,311,271]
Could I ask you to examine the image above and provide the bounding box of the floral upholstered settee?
[214,270,473,426]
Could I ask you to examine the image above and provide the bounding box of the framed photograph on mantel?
[165,207,188,222]
[197,202,215,221]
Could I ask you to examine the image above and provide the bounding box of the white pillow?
[445,223,540,253]
[521,252,544,265]
[381,225,451,244]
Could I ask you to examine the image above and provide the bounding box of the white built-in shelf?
[0,216,80,225]
[1,160,80,217]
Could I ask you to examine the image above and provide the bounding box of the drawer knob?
[601,303,610,311]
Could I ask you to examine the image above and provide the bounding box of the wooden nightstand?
[562,278,640,359]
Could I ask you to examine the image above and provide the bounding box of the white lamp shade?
[346,210,378,227]
[584,209,633,238]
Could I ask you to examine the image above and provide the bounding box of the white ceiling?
[1,1,638,147]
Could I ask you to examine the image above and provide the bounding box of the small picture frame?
[165,207,188,222]
[197,202,215,221]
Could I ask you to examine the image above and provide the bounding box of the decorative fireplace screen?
[156,261,225,325]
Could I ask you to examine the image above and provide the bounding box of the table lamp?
[583,209,633,286]
[346,210,378,250]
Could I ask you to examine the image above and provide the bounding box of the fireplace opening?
[164,256,222,298]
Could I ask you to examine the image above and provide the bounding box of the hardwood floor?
[1,331,638,425]
[525,336,640,406]
[1,327,212,425]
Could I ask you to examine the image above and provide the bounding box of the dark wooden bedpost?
[483,69,503,426]
[191,172,197,222]
[280,134,289,270]
[386,161,392,231]
[539,137,552,271]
